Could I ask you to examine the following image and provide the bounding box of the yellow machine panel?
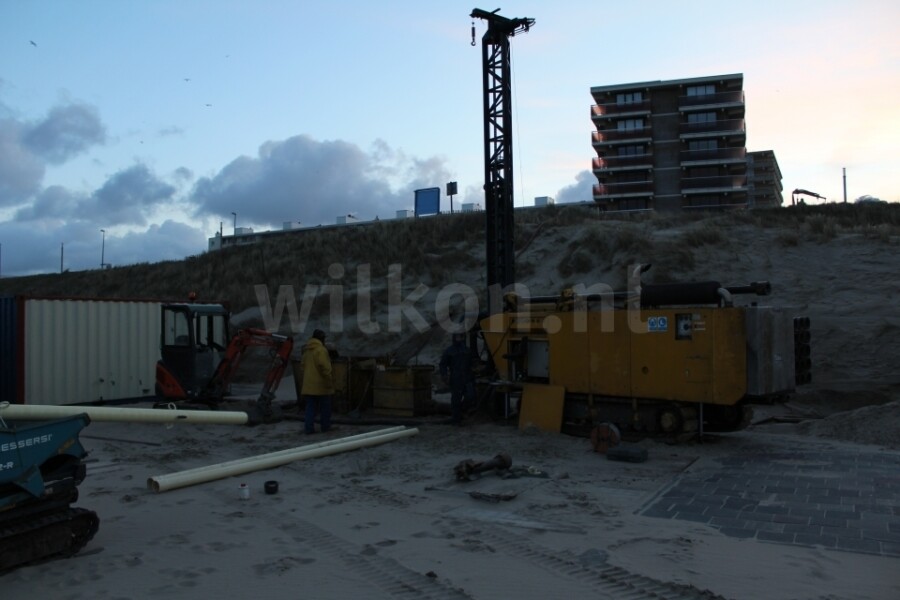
[518,383,566,432]
[481,306,747,407]
[549,311,632,397]
[628,308,746,405]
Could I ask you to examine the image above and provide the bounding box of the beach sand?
[4,389,898,600]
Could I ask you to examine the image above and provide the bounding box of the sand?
[5,220,900,598]
[3,386,898,600]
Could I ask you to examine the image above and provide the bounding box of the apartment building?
[590,73,779,211]
[747,150,784,207]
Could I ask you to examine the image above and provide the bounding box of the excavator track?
[0,506,99,572]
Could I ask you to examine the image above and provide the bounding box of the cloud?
[190,135,451,225]
[158,125,185,137]
[173,166,194,183]
[109,220,209,266]
[78,164,177,226]
[555,170,595,204]
[14,185,83,223]
[0,217,209,276]
[0,101,107,207]
[22,103,106,165]
[0,118,46,206]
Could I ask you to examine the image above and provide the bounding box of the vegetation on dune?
[1,203,896,315]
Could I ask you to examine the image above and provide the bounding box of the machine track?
[0,506,100,572]
[438,523,729,600]
[283,519,474,599]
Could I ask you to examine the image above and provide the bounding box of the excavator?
[791,188,825,205]
[154,302,293,422]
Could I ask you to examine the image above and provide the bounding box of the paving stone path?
[639,449,900,557]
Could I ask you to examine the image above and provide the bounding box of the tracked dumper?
[0,413,99,572]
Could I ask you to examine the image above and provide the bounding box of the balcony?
[592,128,652,144]
[680,147,746,165]
[679,90,744,109]
[593,154,654,170]
[593,181,654,197]
[679,119,745,138]
[591,100,652,118]
[681,175,747,192]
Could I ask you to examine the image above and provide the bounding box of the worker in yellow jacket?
[300,329,334,434]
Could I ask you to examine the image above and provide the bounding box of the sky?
[0,0,897,277]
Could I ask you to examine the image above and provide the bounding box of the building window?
[616,91,642,105]
[688,140,718,151]
[687,112,716,124]
[686,84,715,97]
[617,145,645,156]
[617,118,644,131]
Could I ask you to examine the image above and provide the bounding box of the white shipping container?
[17,298,161,405]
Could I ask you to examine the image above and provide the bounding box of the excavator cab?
[156,303,230,402]
[155,302,293,421]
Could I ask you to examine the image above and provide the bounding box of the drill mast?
[471,8,534,298]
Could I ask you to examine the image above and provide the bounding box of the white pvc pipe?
[148,427,418,493]
[0,402,249,426]
[152,426,406,480]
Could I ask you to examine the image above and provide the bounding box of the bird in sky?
[184,78,190,82]
[30,40,37,47]
[205,103,212,107]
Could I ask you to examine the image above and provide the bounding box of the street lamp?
[100,229,106,268]
[231,212,237,235]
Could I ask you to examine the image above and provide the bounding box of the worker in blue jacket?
[439,333,476,425]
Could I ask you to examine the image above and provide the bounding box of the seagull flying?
[30,40,37,47]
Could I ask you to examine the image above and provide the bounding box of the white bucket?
[238,482,250,500]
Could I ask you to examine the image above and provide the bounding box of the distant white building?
[461,203,483,213]
[283,221,303,230]
[395,209,414,219]
[235,226,254,235]
[534,196,555,206]
[336,214,359,224]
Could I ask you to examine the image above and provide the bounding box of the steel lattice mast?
[471,8,534,300]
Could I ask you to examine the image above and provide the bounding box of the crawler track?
[0,506,99,572]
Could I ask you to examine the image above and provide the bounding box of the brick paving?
[638,449,900,557]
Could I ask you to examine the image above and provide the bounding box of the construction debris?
[453,452,512,481]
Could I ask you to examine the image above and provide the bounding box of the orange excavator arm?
[206,328,294,420]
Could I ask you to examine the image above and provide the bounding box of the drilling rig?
[469,9,810,438]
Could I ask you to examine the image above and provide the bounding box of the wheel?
[657,404,684,434]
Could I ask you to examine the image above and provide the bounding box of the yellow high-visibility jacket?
[299,337,334,395]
